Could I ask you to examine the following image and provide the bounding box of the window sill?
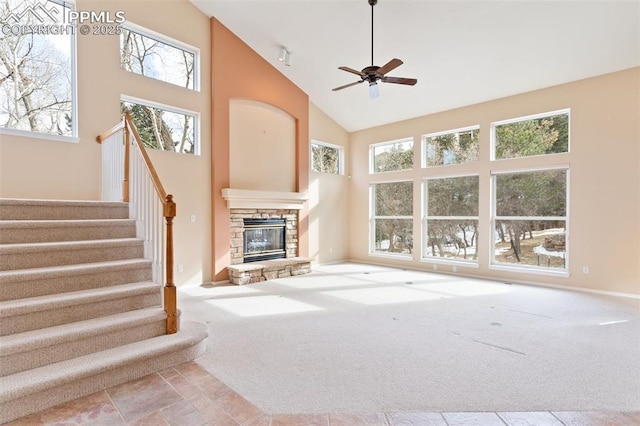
[489,263,569,277]
[0,128,79,144]
[421,258,480,268]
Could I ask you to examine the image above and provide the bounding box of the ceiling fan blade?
[332,80,365,91]
[381,76,418,86]
[376,58,403,76]
[338,66,366,77]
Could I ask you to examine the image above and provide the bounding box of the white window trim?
[120,21,200,92]
[369,137,414,174]
[421,125,479,168]
[310,140,344,175]
[121,95,201,155]
[489,166,570,273]
[421,175,480,264]
[490,108,570,161]
[1,0,78,139]
[369,181,414,257]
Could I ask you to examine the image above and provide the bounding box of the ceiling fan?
[332,0,417,98]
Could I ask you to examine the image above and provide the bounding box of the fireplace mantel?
[221,188,308,210]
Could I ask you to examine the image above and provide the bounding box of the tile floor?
[5,361,639,426]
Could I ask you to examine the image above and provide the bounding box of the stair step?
[0,259,153,301]
[0,219,136,243]
[0,199,129,220]
[0,238,144,271]
[0,282,162,335]
[0,321,208,424]
[0,308,167,376]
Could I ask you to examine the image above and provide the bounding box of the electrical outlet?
[582,266,590,274]
[190,215,196,222]
[433,264,438,271]
[452,266,458,273]
[178,264,184,273]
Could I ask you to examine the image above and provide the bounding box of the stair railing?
[96,113,178,334]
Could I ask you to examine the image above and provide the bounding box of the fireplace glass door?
[243,218,286,262]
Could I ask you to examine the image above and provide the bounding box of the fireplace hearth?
[243,218,286,262]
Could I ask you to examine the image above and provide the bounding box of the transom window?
[423,175,479,262]
[371,181,413,256]
[120,23,198,90]
[370,138,413,173]
[492,110,569,160]
[423,127,479,167]
[121,97,198,155]
[0,0,76,138]
[311,141,343,175]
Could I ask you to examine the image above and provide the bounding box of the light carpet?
[179,263,640,414]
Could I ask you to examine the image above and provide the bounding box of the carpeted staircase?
[0,198,208,424]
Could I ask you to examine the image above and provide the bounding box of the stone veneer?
[227,257,312,285]
[229,209,298,265]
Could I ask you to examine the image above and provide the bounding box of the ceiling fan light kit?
[333,0,417,98]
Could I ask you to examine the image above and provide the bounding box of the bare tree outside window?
[121,100,197,154]
[311,142,342,174]
[0,0,73,136]
[120,26,196,90]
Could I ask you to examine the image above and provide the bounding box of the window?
[423,175,479,262]
[371,138,413,173]
[493,110,569,160]
[423,127,479,167]
[0,0,75,137]
[311,141,343,174]
[121,98,198,154]
[371,181,413,255]
[120,23,198,90]
[492,168,568,271]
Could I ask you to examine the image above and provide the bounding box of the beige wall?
[230,100,296,192]
[348,67,640,296]
[309,102,350,264]
[0,0,212,286]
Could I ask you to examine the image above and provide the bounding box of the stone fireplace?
[230,209,298,265]
[222,188,311,284]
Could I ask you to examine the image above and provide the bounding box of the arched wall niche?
[229,99,296,192]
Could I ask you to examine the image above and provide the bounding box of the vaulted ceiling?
[191,0,640,132]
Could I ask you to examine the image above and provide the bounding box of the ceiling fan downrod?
[370,0,377,66]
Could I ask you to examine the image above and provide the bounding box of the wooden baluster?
[164,195,178,334]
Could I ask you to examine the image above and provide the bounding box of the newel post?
[164,194,178,334]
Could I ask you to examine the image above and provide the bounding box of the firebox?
[243,218,286,263]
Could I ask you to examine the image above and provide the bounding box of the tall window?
[371,181,413,255]
[120,23,198,90]
[121,98,198,154]
[423,175,479,262]
[492,168,568,270]
[423,127,479,167]
[493,110,569,160]
[311,141,343,174]
[0,0,75,137]
[371,138,413,173]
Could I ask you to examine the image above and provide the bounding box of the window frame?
[369,180,414,258]
[369,137,414,174]
[310,140,344,175]
[489,164,570,276]
[121,95,200,155]
[421,125,480,168]
[0,0,78,141]
[422,173,480,266]
[490,108,570,161]
[120,21,200,91]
